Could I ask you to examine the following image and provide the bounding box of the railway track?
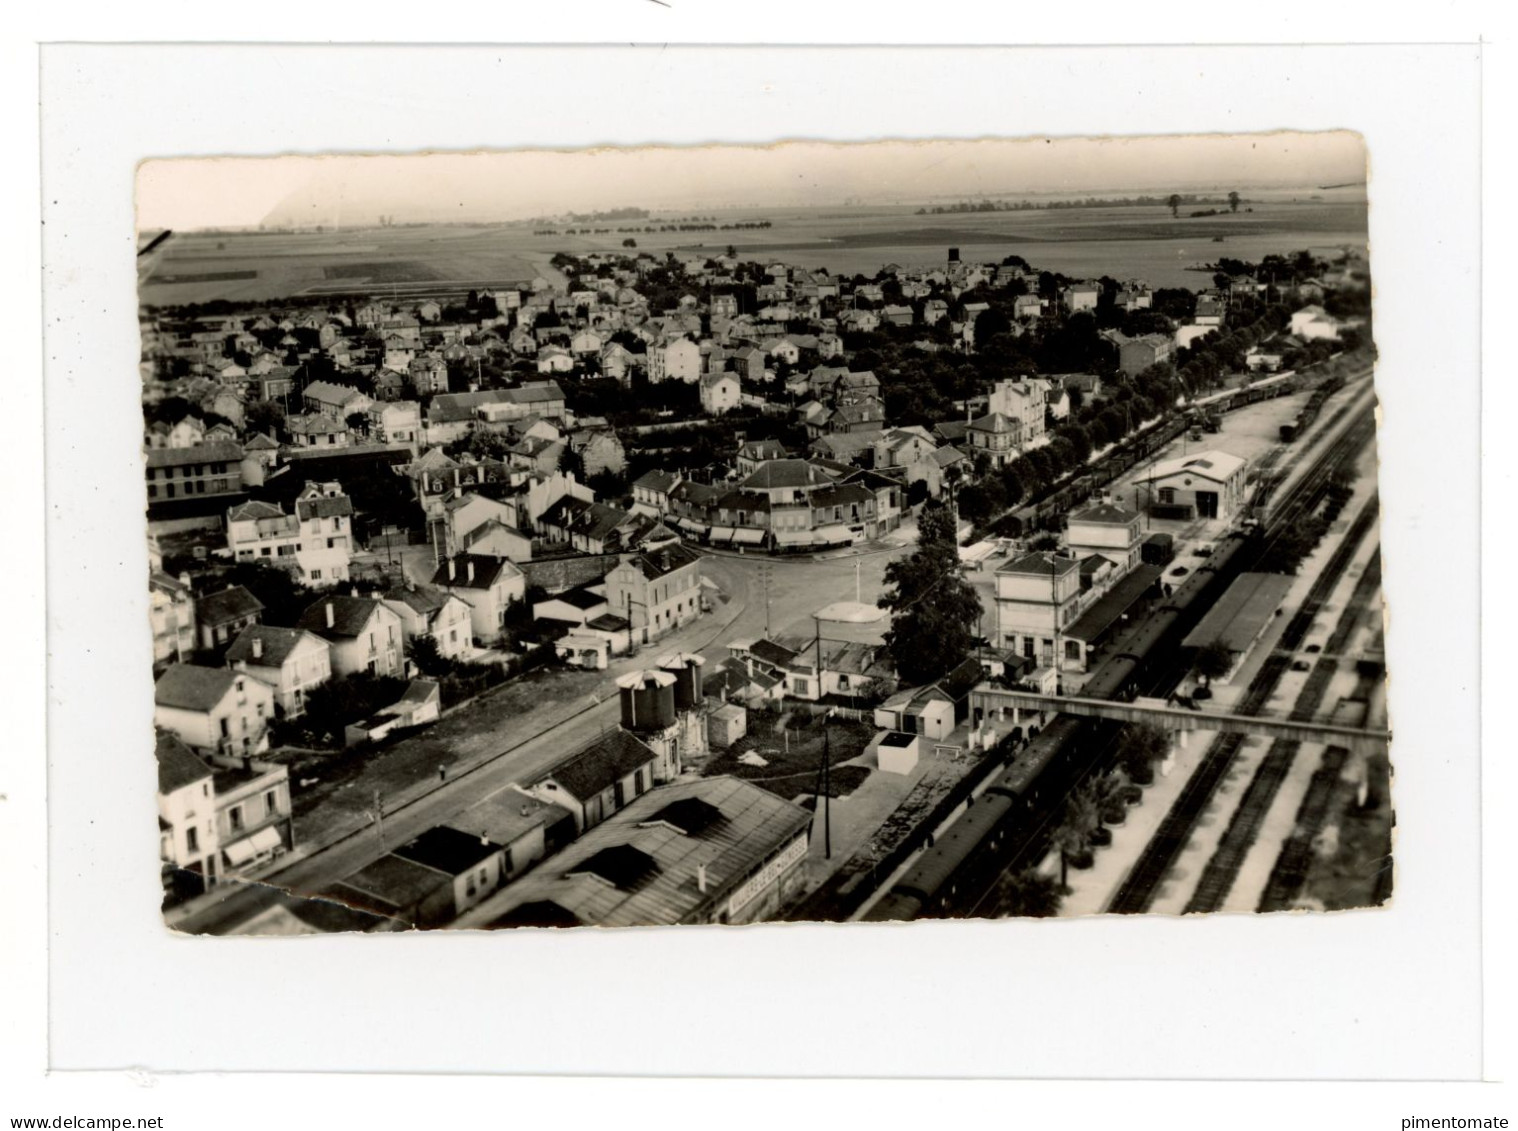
[1255,746,1354,911]
[1183,549,1383,913]
[1104,414,1377,914]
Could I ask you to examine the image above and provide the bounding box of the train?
[1279,373,1344,442]
[864,385,1370,922]
[861,526,1257,922]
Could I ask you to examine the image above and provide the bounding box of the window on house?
[165,484,176,499]
[148,485,158,498]
[265,791,278,816]
[185,826,198,854]
[229,807,243,833]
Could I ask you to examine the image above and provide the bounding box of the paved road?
[175,538,914,934]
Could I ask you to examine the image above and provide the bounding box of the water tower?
[658,652,709,767]
[615,669,681,782]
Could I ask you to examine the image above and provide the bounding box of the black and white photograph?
[136,133,1390,934]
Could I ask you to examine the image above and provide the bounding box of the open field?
[139,194,1367,306]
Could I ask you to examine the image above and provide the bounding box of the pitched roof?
[156,730,212,794]
[303,380,365,405]
[227,500,284,522]
[623,542,702,580]
[225,625,327,668]
[633,469,681,494]
[996,550,1081,578]
[295,494,354,520]
[969,411,1018,434]
[1148,450,1247,483]
[741,459,826,491]
[431,553,520,591]
[144,440,245,469]
[391,826,503,876]
[296,595,386,639]
[540,730,659,803]
[197,585,264,626]
[1069,502,1140,526]
[154,663,238,712]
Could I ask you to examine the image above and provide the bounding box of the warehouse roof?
[455,776,812,929]
[1182,572,1296,654]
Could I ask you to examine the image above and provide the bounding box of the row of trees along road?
[877,498,983,687]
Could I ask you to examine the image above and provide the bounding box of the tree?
[408,634,453,678]
[1228,190,1241,214]
[1193,639,1234,689]
[244,399,285,439]
[1116,722,1170,786]
[1167,193,1182,219]
[622,237,638,248]
[1051,787,1100,889]
[878,499,983,686]
[993,868,1064,918]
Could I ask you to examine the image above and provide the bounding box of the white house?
[381,585,476,663]
[296,597,406,678]
[154,663,276,758]
[430,553,527,645]
[224,625,333,719]
[224,482,354,587]
[649,337,702,384]
[699,370,741,416]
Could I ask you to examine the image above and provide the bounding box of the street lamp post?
[809,599,888,861]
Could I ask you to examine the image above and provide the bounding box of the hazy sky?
[137,131,1365,231]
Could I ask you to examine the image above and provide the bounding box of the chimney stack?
[251,636,263,660]
[467,560,475,584]
[696,863,708,894]
[325,602,335,629]
[449,559,457,582]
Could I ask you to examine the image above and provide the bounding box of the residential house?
[600,342,639,384]
[604,542,704,645]
[296,596,406,678]
[699,370,741,416]
[567,427,627,478]
[967,412,1023,469]
[224,482,353,587]
[1061,281,1100,313]
[154,663,276,758]
[735,440,788,476]
[149,570,196,669]
[987,378,1049,450]
[157,731,220,898]
[239,433,280,487]
[631,468,682,517]
[648,337,701,384]
[537,346,574,374]
[381,585,476,663]
[224,625,333,718]
[367,400,422,449]
[195,585,264,651]
[302,380,372,421]
[285,413,351,450]
[1116,332,1176,377]
[430,553,527,645]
